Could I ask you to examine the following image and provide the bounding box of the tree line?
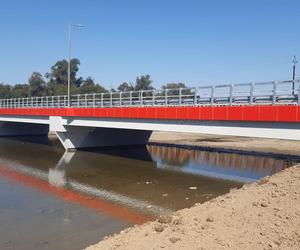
[0,58,188,99]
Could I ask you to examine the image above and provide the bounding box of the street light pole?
[68,24,71,107]
[67,23,84,107]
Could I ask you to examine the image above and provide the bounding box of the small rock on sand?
[206,216,214,222]
[258,178,269,185]
[169,237,180,243]
[158,215,172,224]
[154,224,164,232]
[261,202,268,207]
[172,217,183,225]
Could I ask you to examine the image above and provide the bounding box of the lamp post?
[68,23,84,107]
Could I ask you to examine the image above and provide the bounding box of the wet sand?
[86,164,300,250]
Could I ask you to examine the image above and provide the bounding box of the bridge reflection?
[0,136,297,215]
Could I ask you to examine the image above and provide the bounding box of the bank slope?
[86,165,300,250]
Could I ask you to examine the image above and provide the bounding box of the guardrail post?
[250,83,254,104]
[85,94,87,107]
[110,92,112,107]
[129,91,132,106]
[194,88,197,106]
[211,86,214,105]
[140,90,143,106]
[152,90,155,106]
[229,84,233,104]
[273,81,277,104]
[93,93,96,107]
[179,88,182,106]
[165,89,168,106]
[298,80,300,104]
[119,92,122,107]
[101,93,104,107]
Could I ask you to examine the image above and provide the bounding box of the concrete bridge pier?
[55,126,152,151]
[50,116,152,151]
[0,121,48,136]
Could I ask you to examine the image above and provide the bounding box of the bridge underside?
[0,121,48,136]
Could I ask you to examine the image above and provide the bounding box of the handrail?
[0,79,299,108]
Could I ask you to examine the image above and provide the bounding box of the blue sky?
[0,0,299,88]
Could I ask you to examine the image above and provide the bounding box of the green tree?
[134,75,154,91]
[45,58,82,96]
[46,82,67,96]
[48,58,81,86]
[117,82,134,92]
[0,83,12,98]
[78,77,107,94]
[28,72,46,96]
[161,82,191,95]
[11,84,30,98]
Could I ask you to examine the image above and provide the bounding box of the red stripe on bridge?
[0,105,299,122]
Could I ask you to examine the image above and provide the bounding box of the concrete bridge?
[0,79,300,151]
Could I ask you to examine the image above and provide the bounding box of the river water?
[0,136,297,250]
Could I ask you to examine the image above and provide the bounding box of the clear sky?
[0,0,299,88]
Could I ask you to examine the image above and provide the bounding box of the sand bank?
[86,164,300,250]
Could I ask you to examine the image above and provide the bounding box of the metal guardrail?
[0,80,299,108]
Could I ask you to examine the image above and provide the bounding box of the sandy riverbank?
[149,132,300,156]
[86,164,300,250]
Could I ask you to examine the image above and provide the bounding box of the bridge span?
[0,79,300,151]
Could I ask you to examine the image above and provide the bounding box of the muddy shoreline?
[85,132,300,250]
[86,165,300,250]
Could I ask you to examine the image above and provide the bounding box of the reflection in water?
[0,171,129,250]
[147,145,296,182]
[0,136,298,250]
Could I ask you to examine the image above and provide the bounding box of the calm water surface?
[0,136,297,250]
